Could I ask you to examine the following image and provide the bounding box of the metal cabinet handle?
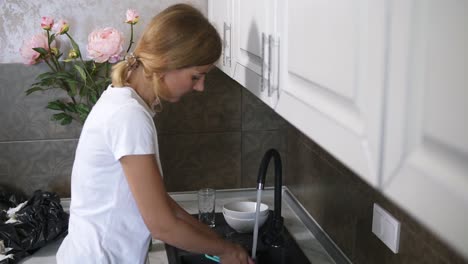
[261,33,266,92]
[272,36,280,99]
[223,22,232,67]
[268,35,273,97]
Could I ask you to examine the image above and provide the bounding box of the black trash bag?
[0,186,27,218]
[0,190,69,264]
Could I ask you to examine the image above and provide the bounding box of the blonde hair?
[111,4,222,97]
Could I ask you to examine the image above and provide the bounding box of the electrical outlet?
[372,203,401,253]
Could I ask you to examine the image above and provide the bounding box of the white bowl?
[222,201,269,220]
[223,213,268,233]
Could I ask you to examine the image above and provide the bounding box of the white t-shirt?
[57,86,162,264]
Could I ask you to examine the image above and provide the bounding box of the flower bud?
[68,49,78,59]
[125,9,139,25]
[52,19,69,35]
[41,16,54,30]
[51,47,59,56]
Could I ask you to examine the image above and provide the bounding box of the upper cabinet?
[232,0,281,108]
[381,0,468,257]
[276,0,387,186]
[208,0,235,76]
[208,0,282,108]
[208,0,468,259]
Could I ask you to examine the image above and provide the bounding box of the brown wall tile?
[159,132,241,192]
[241,89,288,131]
[286,126,467,264]
[241,130,287,188]
[155,67,241,134]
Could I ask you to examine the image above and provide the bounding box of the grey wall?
[0,63,81,197]
[0,0,207,63]
[0,64,466,263]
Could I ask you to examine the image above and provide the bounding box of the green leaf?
[67,35,81,57]
[66,81,77,97]
[74,65,87,82]
[25,86,44,95]
[55,72,74,79]
[65,102,77,113]
[49,34,56,46]
[76,103,90,115]
[89,93,98,104]
[47,100,66,111]
[37,72,55,80]
[79,84,88,97]
[52,112,69,121]
[60,115,73,125]
[32,47,48,56]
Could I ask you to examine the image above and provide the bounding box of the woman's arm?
[120,154,253,264]
[167,194,220,240]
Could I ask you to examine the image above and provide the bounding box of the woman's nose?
[193,80,205,92]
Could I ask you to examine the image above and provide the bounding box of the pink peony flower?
[19,32,55,65]
[52,19,69,35]
[41,16,54,30]
[125,9,140,24]
[87,27,124,63]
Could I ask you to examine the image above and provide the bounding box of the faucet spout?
[256,148,285,247]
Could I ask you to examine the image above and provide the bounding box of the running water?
[251,188,263,260]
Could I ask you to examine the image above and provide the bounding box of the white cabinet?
[208,0,235,76]
[382,0,468,258]
[208,1,468,258]
[276,0,387,186]
[208,0,282,108]
[231,0,281,108]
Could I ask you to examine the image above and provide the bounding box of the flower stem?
[126,24,134,53]
[66,32,97,89]
[44,59,57,72]
[45,30,61,72]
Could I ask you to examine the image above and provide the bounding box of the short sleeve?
[106,105,156,161]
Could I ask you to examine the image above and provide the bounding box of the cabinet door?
[208,0,234,76]
[276,0,386,186]
[382,0,468,259]
[232,0,280,108]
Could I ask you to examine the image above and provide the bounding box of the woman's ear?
[154,72,166,80]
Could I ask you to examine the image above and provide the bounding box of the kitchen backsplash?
[0,64,466,263]
[156,67,288,190]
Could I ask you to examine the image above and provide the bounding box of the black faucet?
[256,148,285,248]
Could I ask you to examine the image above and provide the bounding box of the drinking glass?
[198,188,216,227]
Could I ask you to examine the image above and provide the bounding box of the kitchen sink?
[165,211,311,264]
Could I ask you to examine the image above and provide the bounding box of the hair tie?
[125,52,140,82]
[125,52,139,69]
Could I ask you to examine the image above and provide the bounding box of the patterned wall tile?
[155,67,241,134]
[0,139,77,198]
[241,130,287,188]
[0,63,82,142]
[241,88,288,131]
[286,126,468,264]
[159,132,241,192]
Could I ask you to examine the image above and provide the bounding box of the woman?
[57,4,254,264]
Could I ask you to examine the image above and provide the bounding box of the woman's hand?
[219,243,255,264]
